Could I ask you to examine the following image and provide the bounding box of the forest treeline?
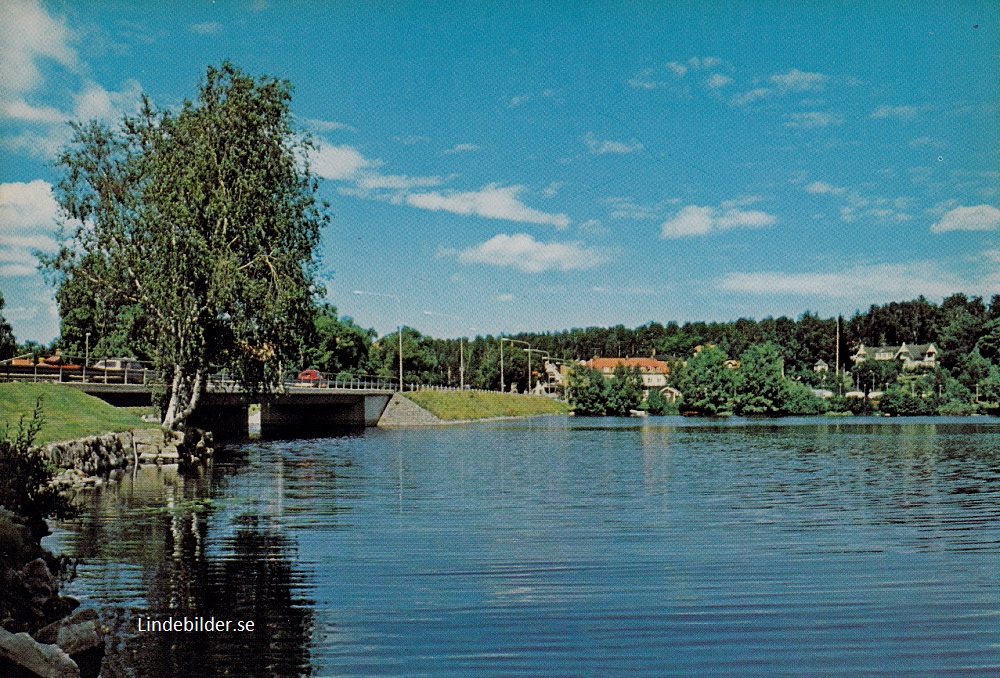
[10,292,996,400]
[306,292,1000,395]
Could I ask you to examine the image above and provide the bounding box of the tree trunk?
[161,365,205,431]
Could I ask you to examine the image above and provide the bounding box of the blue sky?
[1,0,998,343]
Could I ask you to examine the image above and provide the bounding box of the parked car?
[90,357,147,383]
[296,369,324,387]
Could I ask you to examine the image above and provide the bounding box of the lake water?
[48,416,1000,676]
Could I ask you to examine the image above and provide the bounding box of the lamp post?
[354,290,404,391]
[422,311,474,390]
[499,338,529,393]
[84,332,91,382]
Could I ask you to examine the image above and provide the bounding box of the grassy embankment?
[403,390,569,420]
[0,383,157,445]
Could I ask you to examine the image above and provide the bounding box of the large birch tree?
[45,63,327,431]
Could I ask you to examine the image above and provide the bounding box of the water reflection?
[56,464,313,677]
[49,418,1000,676]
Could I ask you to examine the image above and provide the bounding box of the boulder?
[0,626,79,678]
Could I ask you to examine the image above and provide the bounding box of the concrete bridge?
[60,380,396,438]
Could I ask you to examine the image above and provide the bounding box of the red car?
[296,369,324,387]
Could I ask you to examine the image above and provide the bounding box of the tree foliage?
[733,342,787,415]
[304,303,374,376]
[568,366,610,416]
[672,345,734,416]
[0,292,15,361]
[0,398,74,532]
[45,63,326,430]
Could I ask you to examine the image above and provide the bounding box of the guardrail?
[0,361,157,385]
[1,360,521,394]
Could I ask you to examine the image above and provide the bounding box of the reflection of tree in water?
[100,511,313,678]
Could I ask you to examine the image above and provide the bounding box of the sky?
[1,0,998,343]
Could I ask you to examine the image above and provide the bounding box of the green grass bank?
[0,383,157,445]
[403,390,569,420]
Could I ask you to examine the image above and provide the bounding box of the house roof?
[854,343,937,360]
[585,357,669,373]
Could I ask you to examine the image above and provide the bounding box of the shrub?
[0,397,74,534]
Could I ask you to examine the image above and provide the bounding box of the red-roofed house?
[584,357,669,388]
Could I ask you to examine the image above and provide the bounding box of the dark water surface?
[49,416,1000,676]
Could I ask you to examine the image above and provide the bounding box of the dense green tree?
[851,359,901,396]
[606,366,644,416]
[733,342,787,415]
[45,63,326,430]
[672,345,734,416]
[642,387,677,416]
[0,292,15,361]
[975,319,1000,364]
[878,386,936,416]
[952,351,992,393]
[304,303,374,376]
[568,366,610,416]
[979,365,1000,407]
[937,293,988,369]
[782,381,828,415]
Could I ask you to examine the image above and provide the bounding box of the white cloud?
[716,208,775,228]
[0,3,145,161]
[660,203,776,238]
[660,206,715,237]
[605,197,673,221]
[665,62,688,77]
[705,73,733,89]
[189,22,221,34]
[871,105,917,120]
[731,88,771,106]
[0,99,67,124]
[717,260,982,299]
[442,143,479,154]
[458,233,602,273]
[72,79,143,123]
[307,118,355,133]
[584,132,642,155]
[508,94,531,107]
[770,68,826,91]
[784,111,843,128]
[1,129,69,159]
[0,180,59,232]
[804,181,845,195]
[309,143,378,180]
[0,0,77,97]
[0,179,61,278]
[930,205,1000,233]
[355,173,443,190]
[406,184,571,229]
[541,182,564,198]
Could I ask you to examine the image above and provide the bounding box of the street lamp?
[499,338,529,393]
[422,311,474,390]
[84,332,91,382]
[354,290,404,391]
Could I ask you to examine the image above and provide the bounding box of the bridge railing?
[278,371,399,391]
[0,355,158,385]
